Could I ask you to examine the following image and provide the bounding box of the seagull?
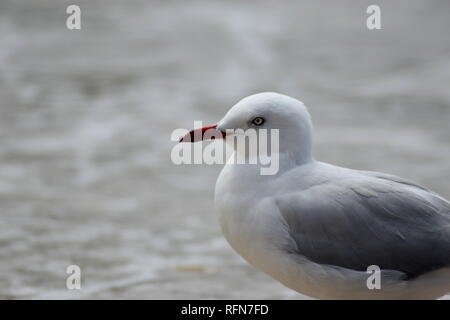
[180,92,450,299]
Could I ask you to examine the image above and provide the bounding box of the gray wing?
[276,174,450,278]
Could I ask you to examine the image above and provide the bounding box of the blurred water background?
[0,0,449,299]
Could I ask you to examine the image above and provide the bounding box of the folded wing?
[276,174,450,278]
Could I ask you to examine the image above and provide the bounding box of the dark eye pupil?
[253,117,264,125]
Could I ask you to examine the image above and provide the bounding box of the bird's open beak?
[179,124,227,143]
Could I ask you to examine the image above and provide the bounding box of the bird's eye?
[251,117,265,126]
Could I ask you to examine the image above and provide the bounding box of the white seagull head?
[180,92,314,165]
[219,92,314,164]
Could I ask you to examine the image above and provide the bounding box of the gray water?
[0,0,449,299]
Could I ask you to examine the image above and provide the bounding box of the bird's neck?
[220,150,313,187]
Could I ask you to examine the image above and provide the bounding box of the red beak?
[179,124,227,143]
